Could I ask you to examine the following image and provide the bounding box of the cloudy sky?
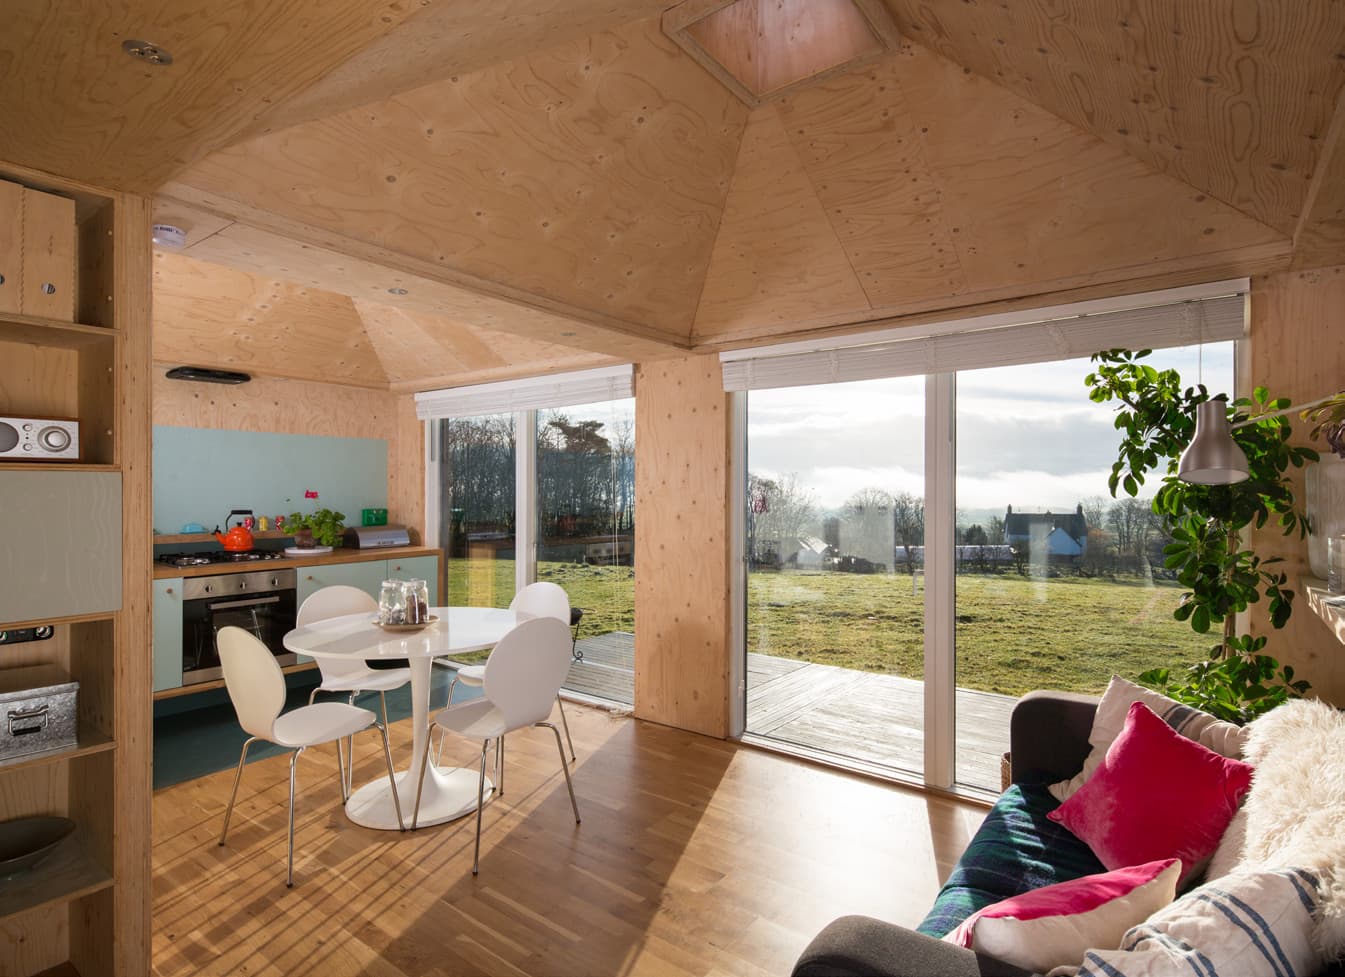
[746,344,1236,515]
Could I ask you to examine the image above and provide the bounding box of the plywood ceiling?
[7,0,1336,386]
[152,251,617,392]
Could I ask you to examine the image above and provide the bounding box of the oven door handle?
[207,595,281,612]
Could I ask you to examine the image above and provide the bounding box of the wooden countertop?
[152,545,441,579]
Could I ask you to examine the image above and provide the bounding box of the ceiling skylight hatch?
[663,0,901,107]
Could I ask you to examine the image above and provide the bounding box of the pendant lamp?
[1177,400,1249,485]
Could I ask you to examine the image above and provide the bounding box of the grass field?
[447,558,1203,697]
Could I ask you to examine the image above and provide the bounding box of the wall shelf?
[0,730,115,776]
[0,831,113,923]
[0,463,118,474]
[0,315,118,349]
[0,611,114,632]
[153,529,293,544]
[1303,577,1345,645]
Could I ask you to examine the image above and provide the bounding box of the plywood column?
[634,354,733,738]
[1247,265,1345,706]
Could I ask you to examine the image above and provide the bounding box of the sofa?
[792,689,1345,977]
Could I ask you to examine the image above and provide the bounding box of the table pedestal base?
[345,765,494,830]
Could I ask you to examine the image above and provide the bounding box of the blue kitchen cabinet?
[295,560,390,662]
[152,578,184,693]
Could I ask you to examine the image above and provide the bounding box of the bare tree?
[892,492,925,573]
[748,473,819,566]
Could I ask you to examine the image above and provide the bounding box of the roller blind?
[415,364,634,420]
[720,283,1246,392]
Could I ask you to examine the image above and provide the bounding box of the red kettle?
[214,509,255,551]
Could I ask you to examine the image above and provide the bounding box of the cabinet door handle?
[306,575,314,581]
[393,565,401,571]
[165,587,173,595]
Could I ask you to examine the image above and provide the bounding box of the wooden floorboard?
[151,706,987,977]
[563,633,1013,788]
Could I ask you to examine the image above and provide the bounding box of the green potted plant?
[1085,349,1340,723]
[286,507,346,548]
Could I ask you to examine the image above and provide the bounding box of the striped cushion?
[916,784,1105,938]
[1072,867,1321,977]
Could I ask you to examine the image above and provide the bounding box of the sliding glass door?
[951,345,1233,789]
[537,398,636,703]
[743,376,926,775]
[732,288,1242,791]
[436,413,516,609]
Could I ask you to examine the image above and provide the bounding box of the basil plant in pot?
[286,507,347,548]
[1085,349,1330,724]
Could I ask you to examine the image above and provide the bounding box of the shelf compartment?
[1303,577,1345,645]
[0,620,115,743]
[0,315,117,348]
[0,729,115,775]
[0,831,113,923]
[0,611,114,632]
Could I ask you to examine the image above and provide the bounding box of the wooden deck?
[564,632,1014,788]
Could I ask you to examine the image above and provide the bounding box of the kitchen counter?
[152,544,442,580]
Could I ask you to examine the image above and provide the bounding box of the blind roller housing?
[415,364,634,420]
[720,287,1245,392]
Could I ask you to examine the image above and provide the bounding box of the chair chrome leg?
[435,676,459,766]
[496,735,504,798]
[538,721,581,824]
[472,738,489,876]
[287,747,303,888]
[556,695,576,761]
[411,720,438,830]
[375,721,405,831]
[336,736,349,804]
[219,737,257,846]
[308,687,320,705]
[380,690,390,728]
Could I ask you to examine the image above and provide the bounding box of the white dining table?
[283,605,519,830]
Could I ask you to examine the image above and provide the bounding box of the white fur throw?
[1207,697,1345,961]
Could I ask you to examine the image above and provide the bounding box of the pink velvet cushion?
[944,859,1181,973]
[1048,701,1253,885]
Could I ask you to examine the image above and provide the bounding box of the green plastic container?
[361,507,388,526]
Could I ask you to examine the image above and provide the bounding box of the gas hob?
[154,550,287,568]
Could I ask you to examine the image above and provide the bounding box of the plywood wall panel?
[153,251,388,389]
[634,354,732,738]
[884,0,1345,237]
[693,109,871,338]
[1247,265,1345,708]
[152,369,397,441]
[389,394,426,541]
[171,17,748,338]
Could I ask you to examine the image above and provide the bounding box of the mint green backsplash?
[153,426,388,534]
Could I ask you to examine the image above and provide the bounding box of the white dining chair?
[437,581,576,765]
[413,615,580,875]
[216,626,404,887]
[299,585,412,738]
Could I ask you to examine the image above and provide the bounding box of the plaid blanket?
[915,783,1105,938]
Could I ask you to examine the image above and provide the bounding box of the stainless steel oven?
[181,569,298,686]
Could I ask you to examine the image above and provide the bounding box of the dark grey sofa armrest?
[791,916,1034,977]
[1009,691,1098,786]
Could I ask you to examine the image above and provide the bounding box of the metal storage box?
[0,664,78,761]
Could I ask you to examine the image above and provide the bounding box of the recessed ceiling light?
[560,331,577,337]
[388,287,408,295]
[122,39,173,65]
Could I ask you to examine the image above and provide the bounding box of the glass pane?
[537,399,635,704]
[436,414,516,611]
[744,376,925,775]
[952,344,1235,790]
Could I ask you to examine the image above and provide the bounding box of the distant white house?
[793,535,831,568]
[1004,504,1089,558]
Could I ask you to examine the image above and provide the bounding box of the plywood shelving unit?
[0,162,151,976]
